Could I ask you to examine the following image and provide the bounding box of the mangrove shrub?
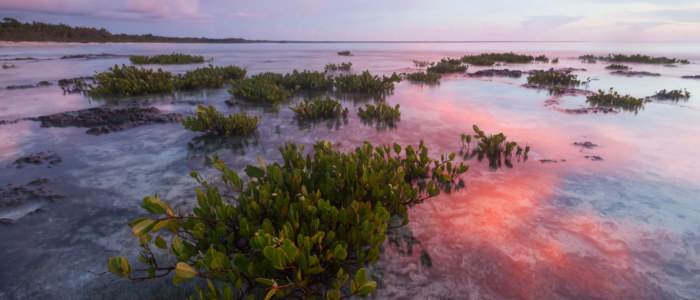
[182,105,260,135]
[290,96,349,121]
[107,140,468,299]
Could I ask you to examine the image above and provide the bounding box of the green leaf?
[132,219,155,237]
[244,165,265,178]
[327,290,340,300]
[175,262,197,279]
[354,268,367,285]
[358,281,377,296]
[264,289,276,300]
[255,278,276,286]
[334,244,347,260]
[154,236,167,249]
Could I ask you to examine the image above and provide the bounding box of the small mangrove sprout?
[605,64,630,70]
[324,62,352,72]
[358,102,400,122]
[404,71,441,83]
[337,50,352,56]
[413,60,434,68]
[534,55,549,63]
[552,58,559,64]
[181,105,260,135]
[426,58,467,73]
[586,88,645,112]
[2,64,18,69]
[468,124,530,159]
[652,89,691,101]
[129,53,205,64]
[290,96,349,120]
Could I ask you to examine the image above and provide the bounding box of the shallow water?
[1,42,699,299]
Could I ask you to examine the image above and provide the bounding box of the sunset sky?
[2,0,700,41]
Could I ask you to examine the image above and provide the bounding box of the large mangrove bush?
[175,65,247,90]
[107,140,468,299]
[88,64,174,96]
[88,64,246,96]
[182,105,260,135]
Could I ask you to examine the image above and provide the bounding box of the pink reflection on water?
[369,84,680,298]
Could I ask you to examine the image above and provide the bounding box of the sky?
[2,0,700,41]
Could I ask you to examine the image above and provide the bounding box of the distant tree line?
[0,17,268,43]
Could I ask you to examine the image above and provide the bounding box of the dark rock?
[561,107,618,114]
[467,69,522,78]
[36,81,52,87]
[610,70,661,77]
[540,159,559,163]
[28,178,50,186]
[681,75,700,79]
[6,84,35,90]
[60,53,125,59]
[0,218,14,225]
[0,179,64,208]
[8,151,62,168]
[573,141,597,149]
[225,100,239,106]
[29,107,182,135]
[585,155,604,161]
[522,84,595,96]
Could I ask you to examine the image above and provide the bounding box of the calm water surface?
[1,42,699,299]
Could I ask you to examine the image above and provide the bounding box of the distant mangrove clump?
[652,89,691,101]
[404,71,441,83]
[586,88,645,112]
[333,71,402,93]
[337,50,352,56]
[527,69,585,87]
[461,52,548,66]
[605,64,630,70]
[130,53,205,65]
[578,53,689,64]
[426,58,467,74]
[324,62,352,72]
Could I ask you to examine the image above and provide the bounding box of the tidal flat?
[1,42,700,299]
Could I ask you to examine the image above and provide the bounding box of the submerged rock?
[561,107,618,114]
[610,70,661,77]
[7,81,54,90]
[8,151,63,168]
[6,84,35,90]
[467,69,523,78]
[60,53,125,59]
[573,141,597,149]
[0,179,64,208]
[585,155,604,161]
[30,107,182,135]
